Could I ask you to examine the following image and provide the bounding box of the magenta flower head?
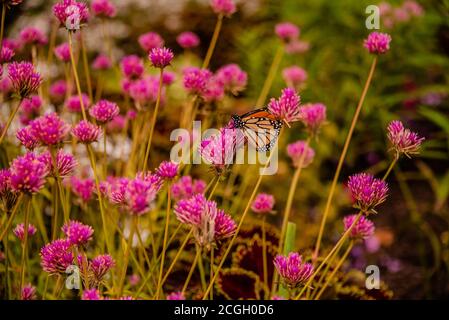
[275,22,300,42]
[251,193,275,214]
[167,292,185,300]
[72,120,102,144]
[387,120,424,158]
[155,161,179,180]
[66,93,91,113]
[62,220,94,246]
[49,80,68,102]
[216,63,248,95]
[0,168,12,197]
[92,54,112,70]
[71,176,95,202]
[210,0,236,17]
[343,214,375,240]
[347,173,389,213]
[30,112,71,146]
[40,239,74,274]
[138,32,164,52]
[201,77,224,103]
[21,284,36,300]
[89,99,120,123]
[162,71,176,85]
[298,103,326,136]
[0,46,15,63]
[20,95,42,124]
[177,31,200,49]
[7,61,42,98]
[268,87,301,124]
[10,152,49,194]
[53,0,90,31]
[106,115,126,133]
[54,43,71,62]
[171,176,206,201]
[149,47,174,69]
[16,126,39,150]
[38,149,77,178]
[13,223,37,241]
[89,254,115,285]
[287,140,315,168]
[91,0,116,18]
[183,67,213,95]
[364,32,392,54]
[273,252,313,289]
[120,55,144,79]
[19,27,48,46]
[282,66,307,88]
[82,289,102,300]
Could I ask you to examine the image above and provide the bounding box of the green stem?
[256,45,284,107]
[117,216,136,297]
[68,31,88,121]
[0,4,6,56]
[383,157,398,181]
[20,197,32,296]
[0,98,23,145]
[80,30,93,101]
[202,14,223,69]
[262,216,268,298]
[0,194,24,242]
[155,184,171,299]
[181,247,200,295]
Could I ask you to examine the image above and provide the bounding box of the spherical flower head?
[387,120,424,158]
[282,66,307,88]
[347,173,389,213]
[30,112,70,146]
[0,46,15,63]
[403,0,424,17]
[90,254,115,284]
[39,149,77,178]
[286,39,310,55]
[92,54,112,70]
[54,43,71,62]
[66,93,91,113]
[122,177,158,215]
[53,0,90,31]
[155,161,179,180]
[364,32,392,54]
[72,120,102,144]
[138,32,164,52]
[106,115,126,133]
[62,220,94,246]
[10,152,49,194]
[49,80,68,101]
[298,103,326,136]
[0,168,12,197]
[21,284,37,300]
[7,61,42,98]
[167,291,185,300]
[275,22,300,42]
[162,71,176,85]
[19,27,48,46]
[171,175,206,201]
[214,209,236,241]
[215,63,248,95]
[40,239,73,274]
[251,193,275,214]
[177,31,200,49]
[120,55,144,79]
[91,0,116,18]
[89,99,120,123]
[273,252,313,288]
[286,140,315,168]
[13,223,37,241]
[16,126,39,150]
[174,193,206,226]
[149,47,174,69]
[210,0,236,17]
[343,214,375,240]
[70,176,95,202]
[82,289,102,300]
[201,77,224,103]
[183,67,213,95]
[20,95,42,124]
[267,87,301,123]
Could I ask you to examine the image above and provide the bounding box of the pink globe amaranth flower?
[273,252,313,288]
[129,274,140,286]
[40,239,74,274]
[282,66,307,88]
[347,173,389,213]
[20,95,42,124]
[16,126,39,150]
[149,47,174,69]
[70,176,95,202]
[72,120,102,143]
[62,220,94,246]
[343,214,375,240]
[92,53,112,70]
[126,109,137,120]
[10,152,49,193]
[210,0,236,17]
[0,76,12,94]
[167,291,186,300]
[49,80,68,101]
[38,149,77,178]
[128,76,164,105]
[215,63,248,95]
[138,32,164,52]
[21,284,37,300]
[53,0,90,31]
[171,175,206,201]
[162,71,176,85]
[267,87,301,123]
[0,168,12,197]
[287,140,315,168]
[364,32,392,54]
[66,93,91,113]
[156,161,179,180]
[177,31,200,49]
[30,112,70,146]
[106,114,126,133]
[298,103,326,136]
[89,99,120,123]
[183,67,213,95]
[275,22,300,42]
[120,55,144,79]
[91,0,116,18]
[19,26,48,46]
[13,223,37,241]
[403,0,424,17]
[89,254,115,284]
[0,46,15,63]
[251,193,275,214]
[285,39,310,54]
[7,61,43,98]
[54,43,71,62]
[82,289,102,300]
[201,77,224,103]
[387,120,424,158]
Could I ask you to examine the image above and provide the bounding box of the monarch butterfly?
[231,107,283,152]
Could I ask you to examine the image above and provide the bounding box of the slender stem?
[68,31,88,121]
[0,98,23,145]
[143,68,164,172]
[262,216,268,298]
[313,56,378,260]
[181,248,200,295]
[103,127,107,178]
[155,184,171,299]
[51,182,59,240]
[207,174,221,200]
[0,194,24,242]
[210,247,214,300]
[20,196,32,295]
[202,14,223,69]
[256,45,284,107]
[197,247,207,292]
[46,20,58,66]
[0,4,6,56]
[383,157,398,181]
[117,216,136,297]
[80,31,93,101]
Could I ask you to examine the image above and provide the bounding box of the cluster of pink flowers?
[273,252,314,288]
[347,173,389,213]
[28,112,71,146]
[364,32,392,54]
[91,0,117,18]
[13,223,37,241]
[89,254,115,285]
[275,22,308,54]
[66,94,91,113]
[343,214,375,240]
[387,120,424,158]
[89,99,120,123]
[210,0,236,17]
[19,95,42,125]
[215,64,248,95]
[70,176,96,203]
[171,175,206,201]
[251,193,275,214]
[380,1,424,29]
[268,87,301,123]
[72,120,102,143]
[9,152,49,194]
[120,55,144,79]
[19,27,48,47]
[286,140,315,168]
[40,239,74,274]
[138,32,164,52]
[53,0,90,31]
[38,149,77,178]
[7,61,42,98]
[177,31,200,49]
[155,161,179,180]
[62,220,94,246]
